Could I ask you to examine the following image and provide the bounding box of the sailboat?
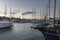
[31,0,60,40]
[31,8,49,29]
[0,4,13,29]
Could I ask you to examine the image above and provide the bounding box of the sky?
[0,0,60,19]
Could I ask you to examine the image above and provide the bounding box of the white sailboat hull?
[0,21,13,28]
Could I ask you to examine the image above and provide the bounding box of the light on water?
[0,23,44,40]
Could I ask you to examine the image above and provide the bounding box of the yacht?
[0,20,13,29]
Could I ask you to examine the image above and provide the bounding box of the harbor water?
[0,23,44,40]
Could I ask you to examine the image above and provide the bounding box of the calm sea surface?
[0,23,44,40]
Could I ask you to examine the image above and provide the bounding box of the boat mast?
[44,0,51,21]
[58,2,60,20]
[34,8,36,20]
[10,8,12,18]
[32,8,36,20]
[48,0,51,20]
[5,4,7,17]
[54,0,56,27]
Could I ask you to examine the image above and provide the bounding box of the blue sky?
[0,0,60,19]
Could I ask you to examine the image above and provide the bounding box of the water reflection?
[0,23,44,40]
[0,27,12,34]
